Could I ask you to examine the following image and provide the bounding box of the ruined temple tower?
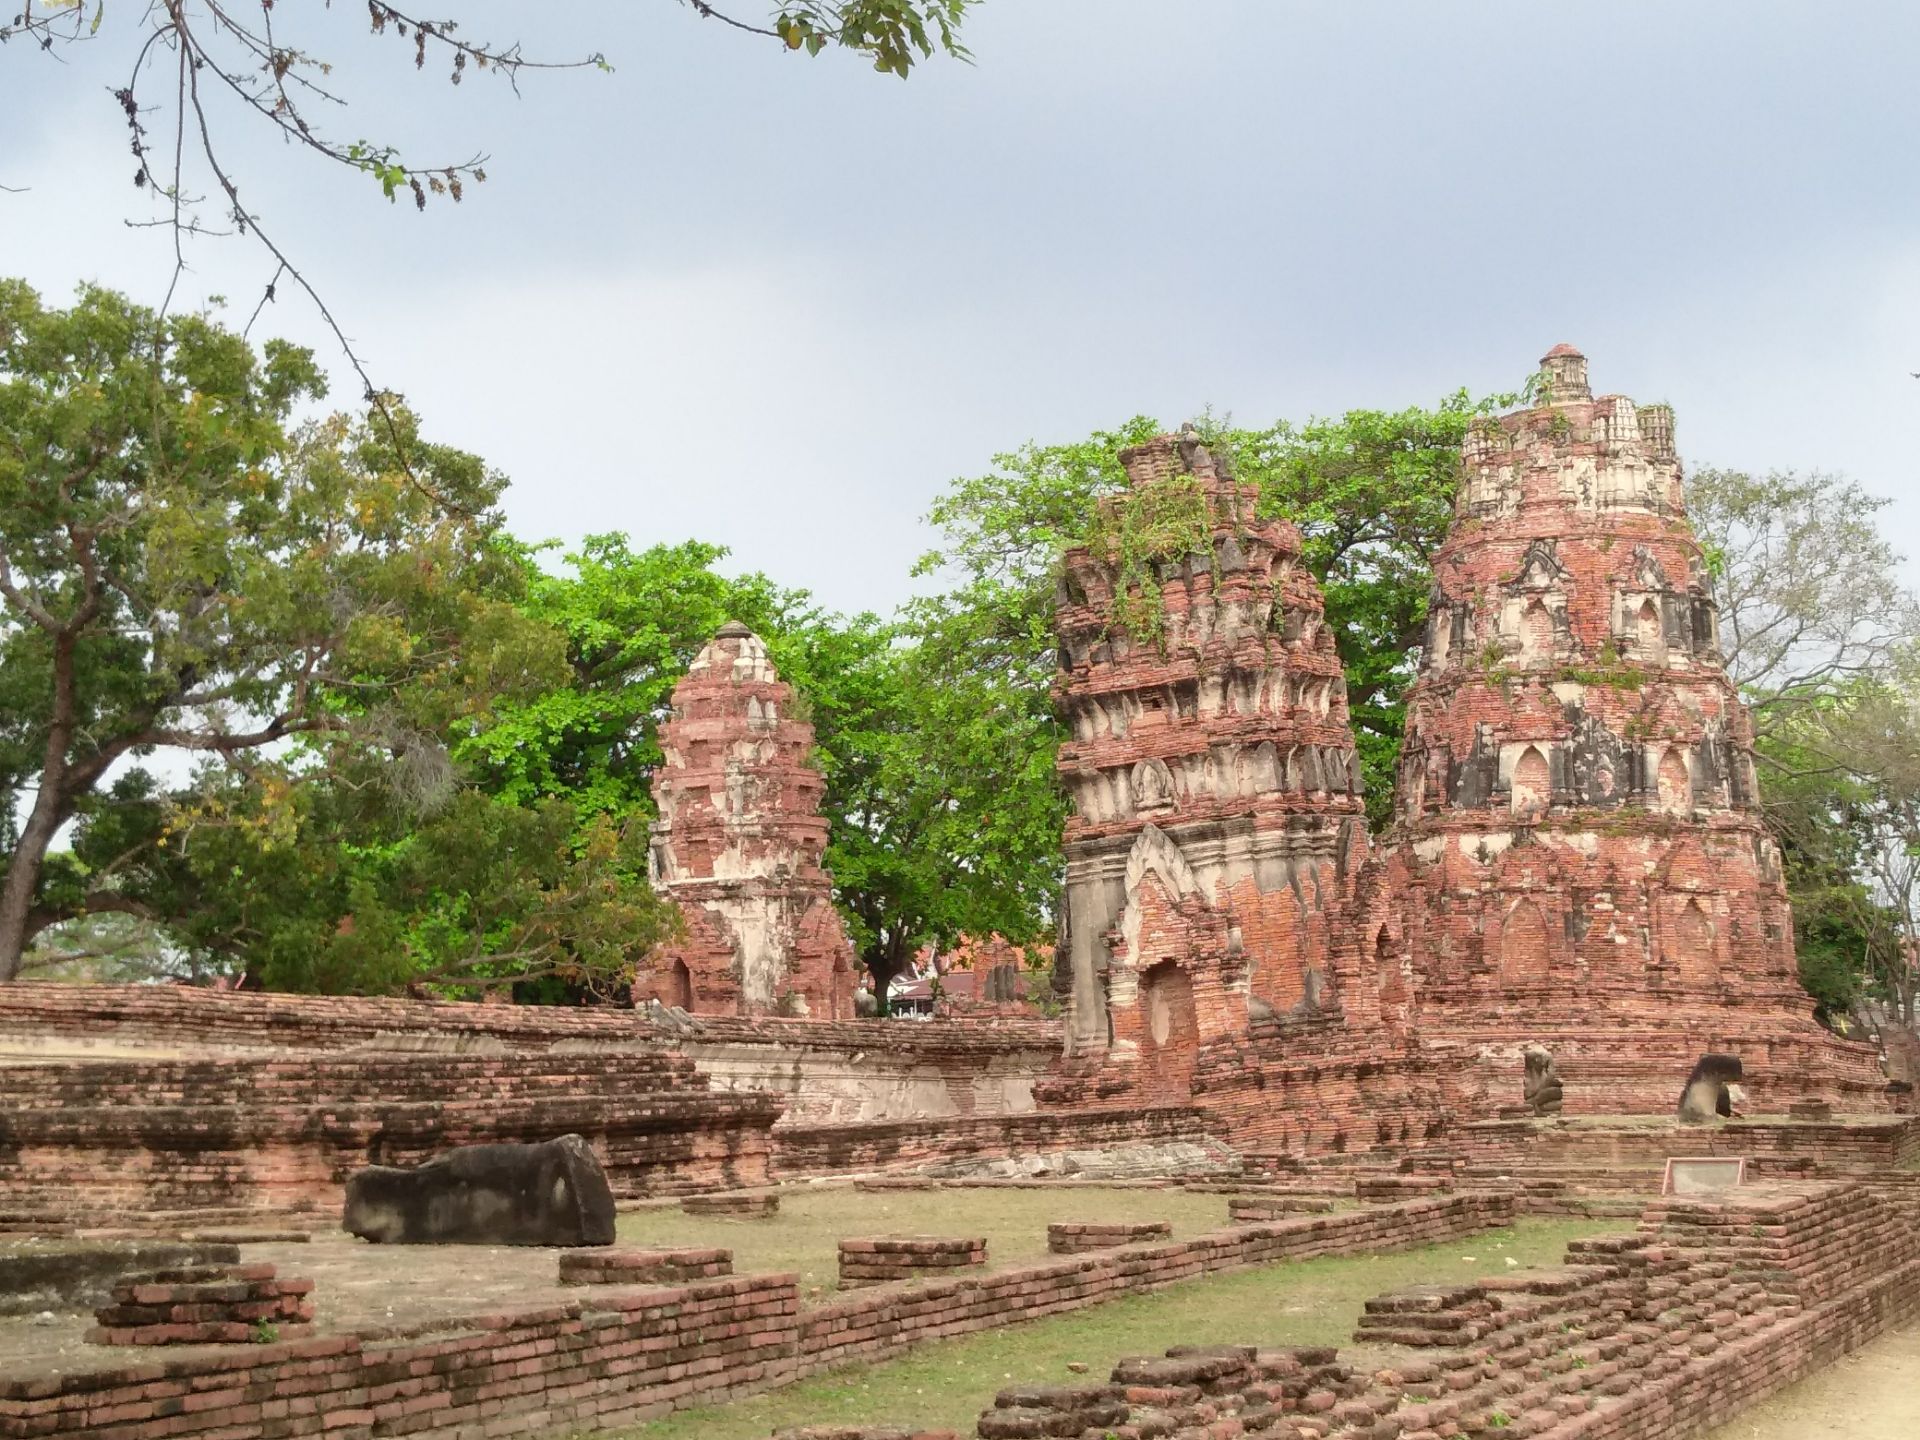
[1367,346,1885,1111]
[1052,430,1374,1101]
[641,623,857,1018]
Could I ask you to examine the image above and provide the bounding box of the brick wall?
[0,1034,781,1216]
[0,1193,1513,1439]
[0,981,1056,1059]
[770,1104,1209,1175]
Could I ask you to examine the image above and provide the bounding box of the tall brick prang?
[1365,345,1886,1112]
[642,623,857,1018]
[1050,430,1380,1107]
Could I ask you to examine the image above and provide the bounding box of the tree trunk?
[863,930,914,1018]
[0,632,80,982]
[0,782,67,981]
[865,952,893,1017]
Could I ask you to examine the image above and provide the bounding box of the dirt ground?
[1703,1322,1920,1440]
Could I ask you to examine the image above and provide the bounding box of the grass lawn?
[604,1217,1615,1440]
[615,1185,1242,1299]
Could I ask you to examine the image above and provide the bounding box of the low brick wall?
[1047,1221,1171,1254]
[1226,1195,1335,1222]
[557,1248,732,1286]
[0,983,1064,1131]
[0,1241,239,1316]
[88,1263,314,1347]
[772,1104,1210,1176]
[0,982,1043,1055]
[839,1236,987,1287]
[0,1051,781,1215]
[682,1192,778,1218]
[0,1193,1514,1439]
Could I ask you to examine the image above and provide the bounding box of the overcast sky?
[6,1,1919,617]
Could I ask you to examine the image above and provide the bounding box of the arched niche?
[1511,746,1551,817]
[1520,599,1554,662]
[1657,748,1691,814]
[1666,898,1717,985]
[1500,898,1551,982]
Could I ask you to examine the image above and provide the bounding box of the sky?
[5,1,1919,618]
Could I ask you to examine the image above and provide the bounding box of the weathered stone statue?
[343,1134,615,1246]
[1523,1045,1564,1116]
[1677,1053,1744,1124]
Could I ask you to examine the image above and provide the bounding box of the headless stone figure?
[1523,1044,1564,1116]
[1677,1053,1744,1124]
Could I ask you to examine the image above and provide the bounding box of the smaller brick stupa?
[641,623,857,1018]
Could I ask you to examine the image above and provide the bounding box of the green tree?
[1754,702,1895,1024]
[792,618,1063,1011]
[461,534,808,827]
[0,278,565,981]
[1781,679,1920,1029]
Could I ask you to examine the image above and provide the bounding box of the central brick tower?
[1365,346,1885,1111]
[1052,430,1373,1101]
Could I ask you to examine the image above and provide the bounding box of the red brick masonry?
[1047,1221,1172,1254]
[0,1193,1510,1438]
[838,1236,988,1287]
[88,1263,314,1348]
[556,1248,733,1287]
[681,1192,779,1218]
[640,623,858,1019]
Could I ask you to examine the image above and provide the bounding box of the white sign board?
[1662,1157,1747,1196]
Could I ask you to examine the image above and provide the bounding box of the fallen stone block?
[342,1133,615,1246]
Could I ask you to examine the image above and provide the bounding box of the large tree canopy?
[0,278,574,982]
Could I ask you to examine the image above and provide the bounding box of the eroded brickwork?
[641,623,857,1018]
[1051,432,1390,1105]
[1365,346,1886,1113]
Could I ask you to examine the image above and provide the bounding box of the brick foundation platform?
[1456,1113,1920,1183]
[1046,1221,1171,1253]
[557,1248,733,1286]
[87,1263,314,1346]
[681,1192,779,1218]
[838,1235,988,1287]
[1355,1174,1453,1202]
